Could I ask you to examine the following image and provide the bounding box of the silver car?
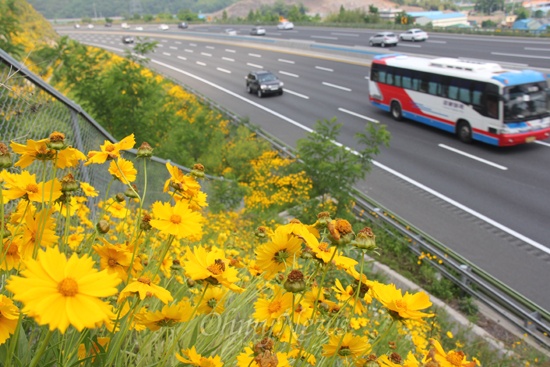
[369,32,398,47]
[399,28,428,42]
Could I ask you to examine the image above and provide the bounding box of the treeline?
[27,0,237,19]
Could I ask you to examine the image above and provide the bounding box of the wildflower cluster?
[0,132,480,366]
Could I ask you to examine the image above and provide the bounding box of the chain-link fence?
[0,48,214,215]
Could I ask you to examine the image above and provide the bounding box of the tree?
[475,0,504,15]
[0,0,24,59]
[295,118,390,218]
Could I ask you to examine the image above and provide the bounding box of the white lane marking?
[315,66,333,72]
[249,53,262,58]
[492,52,550,60]
[206,46,215,49]
[184,49,194,53]
[535,140,550,147]
[311,35,338,40]
[279,71,299,78]
[322,82,351,92]
[278,58,295,64]
[217,67,231,74]
[147,55,550,257]
[225,48,236,53]
[285,89,309,99]
[397,44,422,48]
[175,41,182,44]
[201,52,212,57]
[222,57,235,62]
[162,52,171,56]
[196,61,206,66]
[157,44,164,47]
[189,43,197,47]
[169,46,178,50]
[247,62,263,69]
[161,40,168,43]
[427,40,447,44]
[439,144,507,170]
[524,47,550,51]
[331,32,359,37]
[338,108,379,123]
[177,56,187,61]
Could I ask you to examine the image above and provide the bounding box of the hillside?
[211,0,424,19]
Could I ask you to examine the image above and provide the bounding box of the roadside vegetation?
[1,1,549,365]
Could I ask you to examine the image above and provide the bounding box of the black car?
[121,36,134,44]
[178,22,188,29]
[245,70,284,98]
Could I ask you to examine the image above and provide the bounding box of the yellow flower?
[195,286,228,314]
[20,208,59,258]
[118,274,173,304]
[255,226,302,279]
[92,239,133,280]
[7,246,120,333]
[184,246,244,293]
[108,157,137,184]
[163,162,201,197]
[253,287,293,326]
[236,346,291,367]
[371,282,434,320]
[85,134,135,165]
[150,200,204,240]
[80,182,99,197]
[322,332,370,358]
[0,295,20,345]
[10,138,86,169]
[78,337,110,362]
[332,278,366,315]
[424,339,477,367]
[102,198,130,219]
[139,299,195,331]
[1,237,22,271]
[176,346,224,367]
[2,171,62,204]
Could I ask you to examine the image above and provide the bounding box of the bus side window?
[386,72,394,86]
[448,86,458,100]
[402,76,412,89]
[486,94,499,119]
[371,69,379,82]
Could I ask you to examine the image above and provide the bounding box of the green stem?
[29,329,54,367]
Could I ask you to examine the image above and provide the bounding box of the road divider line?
[222,57,235,62]
[311,35,338,40]
[278,58,295,64]
[315,66,333,72]
[169,46,177,50]
[338,108,379,123]
[438,144,507,170]
[535,140,550,147]
[162,52,171,56]
[196,61,206,66]
[492,52,550,60]
[247,63,263,69]
[201,52,212,57]
[184,49,194,53]
[285,89,309,99]
[217,67,231,74]
[279,71,299,78]
[331,32,359,37]
[177,56,187,61]
[322,82,351,92]
[249,53,262,58]
[225,49,236,53]
[206,46,215,49]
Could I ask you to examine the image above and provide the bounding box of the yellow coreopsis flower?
[20,208,59,258]
[80,181,99,197]
[255,226,302,279]
[92,239,133,280]
[6,246,120,334]
[85,134,135,165]
[424,339,477,367]
[139,299,194,331]
[1,237,22,271]
[108,157,137,184]
[333,279,366,315]
[0,295,20,345]
[118,274,173,304]
[176,346,224,367]
[253,287,293,326]
[163,162,202,197]
[322,332,371,358]
[150,200,204,240]
[2,171,62,204]
[236,346,291,367]
[10,137,86,169]
[371,282,434,320]
[184,246,244,293]
[195,286,228,314]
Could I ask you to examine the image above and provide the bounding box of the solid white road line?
[315,66,333,72]
[285,89,309,99]
[278,58,295,64]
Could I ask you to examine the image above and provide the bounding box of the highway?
[59,25,550,311]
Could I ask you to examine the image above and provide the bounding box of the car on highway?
[369,32,398,47]
[121,35,135,44]
[245,70,284,98]
[277,21,294,30]
[159,24,169,31]
[87,24,94,29]
[135,26,144,31]
[225,28,237,35]
[250,26,266,36]
[74,24,80,28]
[399,28,428,42]
[121,22,130,29]
[104,22,112,27]
[178,22,188,29]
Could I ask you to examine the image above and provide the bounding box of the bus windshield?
[503,82,549,122]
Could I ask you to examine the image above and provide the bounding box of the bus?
[368,54,550,146]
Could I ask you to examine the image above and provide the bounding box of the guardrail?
[3,40,549,352]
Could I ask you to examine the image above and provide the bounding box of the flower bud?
[351,227,377,251]
[328,219,354,246]
[61,173,79,193]
[136,142,153,158]
[314,211,332,228]
[47,131,67,150]
[140,214,152,231]
[115,193,125,203]
[254,226,269,239]
[96,220,110,234]
[283,269,306,293]
[124,184,139,198]
[191,163,205,179]
[186,278,196,288]
[0,143,13,169]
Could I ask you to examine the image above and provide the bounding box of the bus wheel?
[390,101,403,121]
[457,120,473,143]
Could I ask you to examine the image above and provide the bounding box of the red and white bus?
[368,54,550,146]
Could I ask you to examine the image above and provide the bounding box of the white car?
[369,32,399,47]
[250,26,266,36]
[399,28,428,42]
[225,28,237,36]
[159,24,169,31]
[135,26,144,31]
[87,24,94,29]
[277,21,294,30]
[121,22,130,29]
